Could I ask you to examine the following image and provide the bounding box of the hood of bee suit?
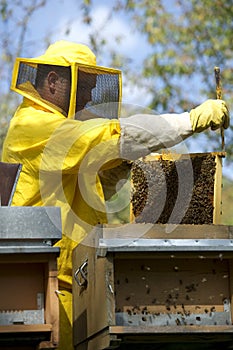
[11,40,97,118]
[11,40,122,119]
[33,40,97,66]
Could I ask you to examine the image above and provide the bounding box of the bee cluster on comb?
[131,153,222,225]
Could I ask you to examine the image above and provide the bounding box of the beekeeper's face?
[35,65,72,116]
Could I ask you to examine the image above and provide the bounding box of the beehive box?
[73,223,233,350]
[130,152,224,225]
[0,207,61,350]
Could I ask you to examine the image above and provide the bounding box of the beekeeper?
[2,40,230,349]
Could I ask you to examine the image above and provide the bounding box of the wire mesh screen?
[14,62,120,119]
[15,62,71,115]
[16,62,37,86]
[76,66,120,119]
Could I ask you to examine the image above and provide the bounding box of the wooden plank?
[38,340,58,349]
[73,245,90,346]
[108,324,233,345]
[87,331,118,350]
[44,257,59,346]
[213,154,223,224]
[0,253,59,264]
[88,255,114,334]
[109,324,233,334]
[73,244,116,347]
[74,329,120,350]
[101,223,233,239]
[0,346,36,350]
[0,324,52,333]
[228,259,233,324]
[142,152,226,162]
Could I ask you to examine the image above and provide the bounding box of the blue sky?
[17,0,154,106]
[24,0,150,63]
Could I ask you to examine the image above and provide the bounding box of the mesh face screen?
[16,62,37,86]
[14,62,120,119]
[15,62,71,115]
[76,66,120,120]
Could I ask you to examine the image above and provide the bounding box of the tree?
[1,0,233,158]
[80,0,233,157]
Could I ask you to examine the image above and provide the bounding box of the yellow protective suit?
[2,41,122,350]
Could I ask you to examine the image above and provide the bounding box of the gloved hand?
[189,99,230,133]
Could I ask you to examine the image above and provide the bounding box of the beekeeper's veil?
[11,40,122,119]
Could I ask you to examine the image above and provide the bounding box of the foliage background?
[0,0,232,223]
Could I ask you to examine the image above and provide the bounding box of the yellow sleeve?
[2,99,121,174]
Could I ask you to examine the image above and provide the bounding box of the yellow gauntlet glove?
[190,99,230,133]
